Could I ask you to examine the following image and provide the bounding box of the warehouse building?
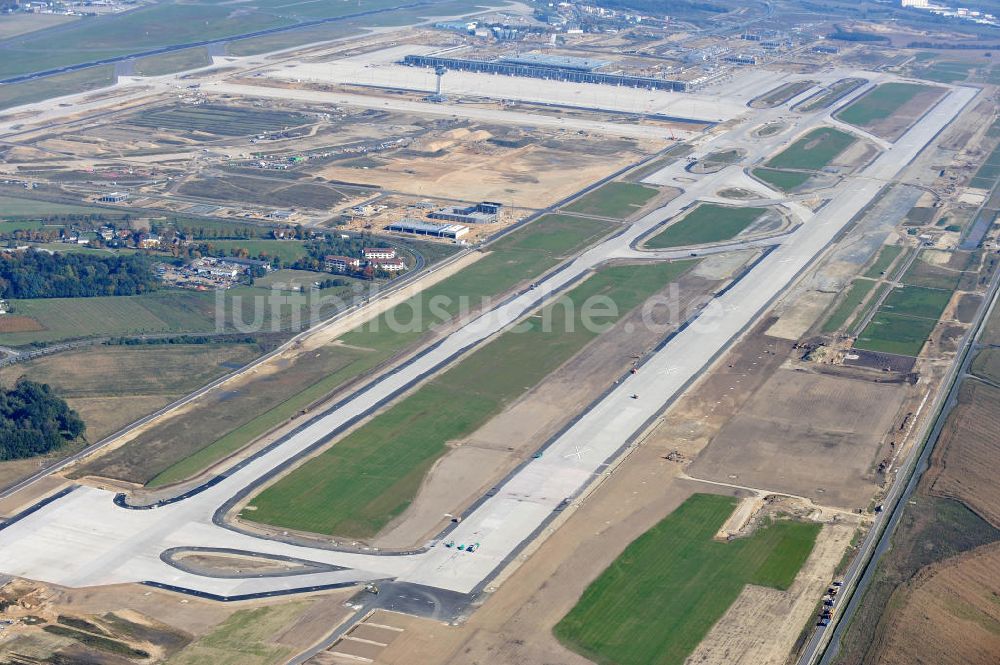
[387,218,469,239]
[429,201,503,224]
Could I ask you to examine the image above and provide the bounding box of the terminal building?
[428,201,503,224]
[402,53,687,92]
[387,218,469,239]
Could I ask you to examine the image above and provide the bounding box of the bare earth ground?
[318,321,855,665]
[0,475,68,518]
[317,133,662,208]
[0,578,355,665]
[170,552,323,576]
[857,86,948,142]
[687,522,855,665]
[374,269,728,549]
[686,368,905,509]
[926,379,1000,526]
[855,357,1000,663]
[0,344,262,490]
[67,394,174,442]
[874,543,1000,665]
[367,454,713,665]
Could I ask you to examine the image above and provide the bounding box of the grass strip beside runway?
[243,261,693,538]
[563,181,660,219]
[644,204,768,248]
[140,215,615,487]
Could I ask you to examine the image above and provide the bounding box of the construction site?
[0,2,998,665]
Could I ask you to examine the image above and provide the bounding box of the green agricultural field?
[172,218,271,240]
[0,343,260,442]
[855,311,939,356]
[207,240,309,264]
[98,213,614,487]
[0,344,258,399]
[133,47,211,76]
[864,245,904,278]
[554,493,820,665]
[227,23,359,56]
[910,61,971,83]
[765,127,857,171]
[851,283,892,334]
[0,4,290,79]
[969,143,1000,190]
[252,269,357,291]
[127,105,311,136]
[881,285,953,320]
[984,301,1000,345]
[0,220,43,233]
[836,82,940,129]
[243,260,694,537]
[563,182,660,219]
[0,12,76,39]
[0,291,218,346]
[901,252,967,290]
[17,243,134,256]
[0,0,489,109]
[971,348,1000,385]
[228,1,489,55]
[0,194,129,219]
[644,204,768,248]
[751,168,812,192]
[0,66,116,111]
[822,278,877,334]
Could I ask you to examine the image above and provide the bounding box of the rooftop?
[498,53,609,71]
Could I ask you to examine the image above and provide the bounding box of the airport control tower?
[427,65,447,102]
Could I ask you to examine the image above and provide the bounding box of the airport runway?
[0,78,975,601]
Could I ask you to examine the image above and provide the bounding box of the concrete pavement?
[0,75,976,602]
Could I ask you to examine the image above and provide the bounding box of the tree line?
[0,249,159,299]
[0,379,85,461]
